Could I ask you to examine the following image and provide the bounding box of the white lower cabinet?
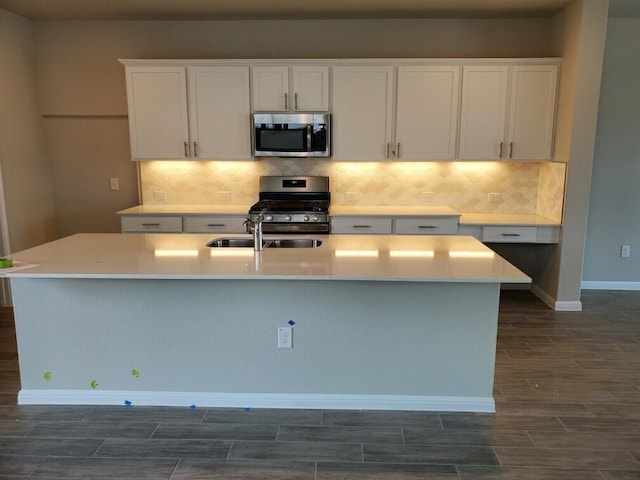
[331,217,393,234]
[120,216,183,233]
[183,216,247,233]
[394,217,459,235]
[331,216,458,235]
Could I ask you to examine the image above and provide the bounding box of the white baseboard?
[581,281,640,291]
[18,390,495,413]
[531,284,582,311]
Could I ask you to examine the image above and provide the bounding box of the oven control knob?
[303,215,310,222]
[312,215,319,222]
[265,215,273,222]
[284,215,292,221]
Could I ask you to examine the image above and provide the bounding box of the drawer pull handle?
[207,224,226,227]
[501,233,521,237]
[142,223,161,227]
[418,225,437,229]
[353,225,371,228]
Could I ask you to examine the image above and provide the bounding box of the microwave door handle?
[306,124,312,153]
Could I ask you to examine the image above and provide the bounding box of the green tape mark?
[90,380,99,390]
[43,371,52,381]
[131,369,140,378]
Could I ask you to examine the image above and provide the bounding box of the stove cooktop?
[249,200,329,214]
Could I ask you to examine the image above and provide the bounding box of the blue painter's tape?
[124,400,132,407]
[288,320,296,326]
[244,407,251,412]
[189,404,196,409]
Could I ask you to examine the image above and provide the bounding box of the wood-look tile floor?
[1,290,640,478]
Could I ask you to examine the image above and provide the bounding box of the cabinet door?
[183,215,247,233]
[394,217,459,235]
[395,66,460,160]
[331,217,393,234]
[251,66,289,111]
[507,65,558,160]
[332,66,394,160]
[125,66,190,160]
[458,66,509,160]
[120,216,183,233]
[291,66,329,111]
[188,67,251,160]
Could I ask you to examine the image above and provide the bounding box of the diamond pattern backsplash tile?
[140,159,566,216]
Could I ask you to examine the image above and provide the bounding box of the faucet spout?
[244,209,267,252]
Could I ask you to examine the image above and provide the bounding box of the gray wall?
[34,18,556,238]
[583,18,640,284]
[0,2,616,305]
[0,9,56,253]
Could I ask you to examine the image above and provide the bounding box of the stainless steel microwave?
[252,113,331,158]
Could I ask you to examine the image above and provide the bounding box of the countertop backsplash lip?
[137,159,565,221]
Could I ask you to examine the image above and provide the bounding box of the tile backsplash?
[140,159,565,221]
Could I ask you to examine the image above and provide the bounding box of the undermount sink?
[207,237,323,249]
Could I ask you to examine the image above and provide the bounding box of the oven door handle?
[306,124,312,153]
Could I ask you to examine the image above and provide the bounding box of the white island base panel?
[13,278,500,412]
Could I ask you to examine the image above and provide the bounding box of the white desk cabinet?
[458,64,558,161]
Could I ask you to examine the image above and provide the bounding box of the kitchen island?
[6,233,529,412]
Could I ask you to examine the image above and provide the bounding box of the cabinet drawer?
[394,217,459,235]
[331,217,393,234]
[121,216,183,233]
[482,226,538,243]
[183,216,247,233]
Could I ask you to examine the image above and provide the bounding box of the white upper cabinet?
[124,65,251,160]
[123,59,558,162]
[251,66,329,112]
[507,65,559,160]
[125,66,190,159]
[395,66,460,160]
[458,66,510,160]
[332,66,395,160]
[187,66,251,159]
[333,65,461,161]
[459,64,558,161]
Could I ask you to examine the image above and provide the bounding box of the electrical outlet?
[277,327,292,348]
[217,191,231,203]
[421,191,435,203]
[345,192,357,203]
[488,193,502,202]
[152,191,166,202]
[621,245,631,258]
[109,177,119,191]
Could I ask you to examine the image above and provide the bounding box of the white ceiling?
[0,0,637,20]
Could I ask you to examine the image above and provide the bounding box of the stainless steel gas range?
[248,176,330,234]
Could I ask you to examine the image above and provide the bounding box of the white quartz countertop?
[117,204,249,216]
[329,205,461,217]
[5,233,530,283]
[117,204,560,226]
